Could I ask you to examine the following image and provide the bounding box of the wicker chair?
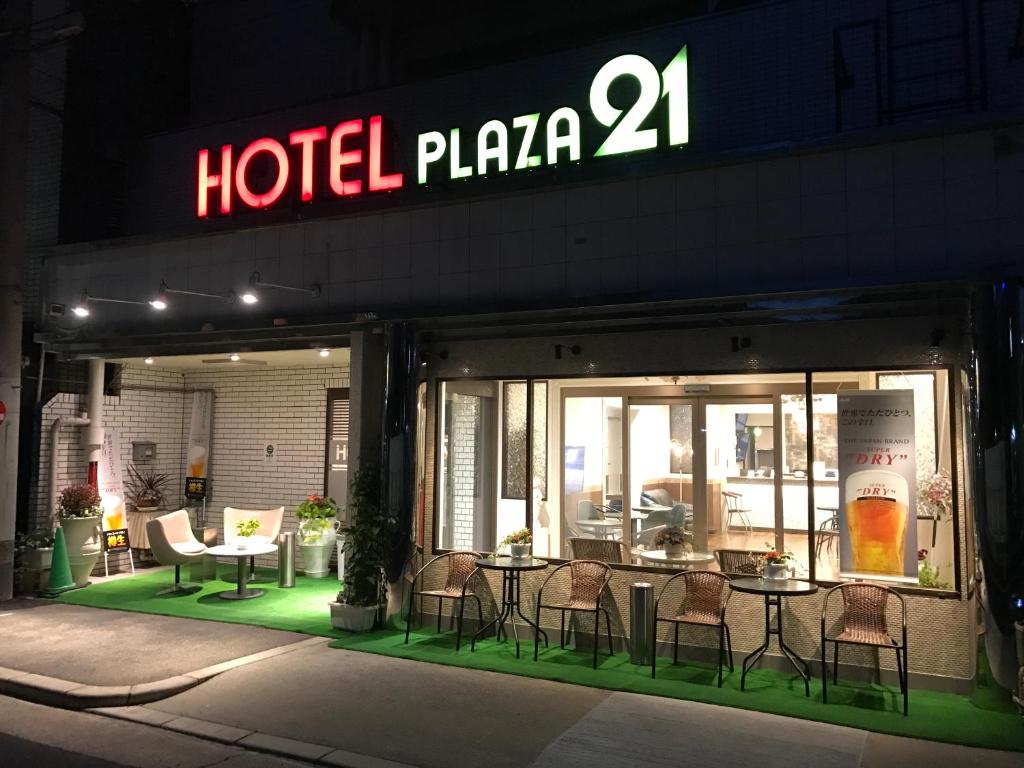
[567,537,631,564]
[821,582,908,715]
[714,549,768,576]
[405,551,483,651]
[652,570,734,686]
[534,560,614,669]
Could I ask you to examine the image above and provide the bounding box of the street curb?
[90,705,420,768]
[0,636,328,711]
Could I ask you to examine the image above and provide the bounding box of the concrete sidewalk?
[2,600,1022,768]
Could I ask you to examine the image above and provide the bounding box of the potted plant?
[331,467,395,632]
[500,528,532,559]
[234,518,261,549]
[58,484,103,587]
[919,472,952,520]
[762,545,793,580]
[15,531,56,571]
[125,465,171,511]
[296,494,340,578]
[917,548,949,589]
[654,526,692,556]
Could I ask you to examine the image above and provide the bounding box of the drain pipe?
[84,359,105,489]
[48,412,89,527]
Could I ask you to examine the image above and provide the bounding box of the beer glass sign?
[837,390,917,581]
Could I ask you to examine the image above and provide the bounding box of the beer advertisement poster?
[837,389,918,582]
[187,391,213,480]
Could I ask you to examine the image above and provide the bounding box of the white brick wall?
[31,361,351,573]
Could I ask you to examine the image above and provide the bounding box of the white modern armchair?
[223,506,284,583]
[146,509,207,595]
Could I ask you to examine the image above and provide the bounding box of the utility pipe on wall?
[84,359,104,488]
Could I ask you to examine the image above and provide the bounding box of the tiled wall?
[45,126,1024,337]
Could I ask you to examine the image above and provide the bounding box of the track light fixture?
[241,271,321,305]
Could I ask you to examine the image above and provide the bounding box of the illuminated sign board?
[196,46,688,218]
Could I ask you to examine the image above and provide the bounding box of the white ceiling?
[115,347,351,370]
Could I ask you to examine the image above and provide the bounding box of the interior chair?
[821,582,909,715]
[652,570,734,686]
[146,510,208,596]
[223,506,285,583]
[814,509,840,561]
[405,551,483,651]
[567,537,630,564]
[641,488,675,508]
[722,491,753,533]
[577,500,606,520]
[714,548,768,576]
[534,560,614,669]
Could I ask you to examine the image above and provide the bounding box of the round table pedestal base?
[218,588,265,600]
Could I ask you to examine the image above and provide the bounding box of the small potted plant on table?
[763,545,794,580]
[500,528,532,559]
[234,518,261,549]
[58,484,103,587]
[654,526,692,556]
[296,494,340,578]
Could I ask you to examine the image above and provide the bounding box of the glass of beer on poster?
[845,469,909,576]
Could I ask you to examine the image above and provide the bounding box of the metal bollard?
[629,582,655,665]
[278,532,296,588]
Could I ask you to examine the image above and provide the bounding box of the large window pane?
[630,402,694,551]
[812,370,954,589]
[563,397,622,555]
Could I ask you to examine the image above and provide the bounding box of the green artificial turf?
[58,570,1024,751]
[57,567,340,636]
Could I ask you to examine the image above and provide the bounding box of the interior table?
[471,557,549,658]
[728,577,819,696]
[207,542,278,600]
[638,550,715,568]
[576,519,622,540]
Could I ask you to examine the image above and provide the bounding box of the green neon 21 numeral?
[590,45,688,158]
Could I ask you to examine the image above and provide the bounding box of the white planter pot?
[330,601,377,632]
[510,543,531,560]
[300,541,334,578]
[25,547,53,571]
[61,516,101,587]
[663,542,685,556]
[764,563,789,580]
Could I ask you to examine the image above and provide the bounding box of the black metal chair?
[534,560,614,669]
[652,570,734,687]
[821,582,909,715]
[405,551,484,651]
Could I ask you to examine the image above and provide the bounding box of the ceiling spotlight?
[144,357,154,365]
[71,291,90,317]
[240,290,259,305]
[229,353,241,362]
[319,348,330,358]
[149,298,167,310]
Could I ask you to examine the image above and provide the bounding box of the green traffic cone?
[41,526,77,596]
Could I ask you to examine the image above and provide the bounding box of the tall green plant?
[340,465,396,607]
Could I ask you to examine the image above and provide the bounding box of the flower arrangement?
[235,518,261,538]
[917,548,949,589]
[296,494,338,544]
[763,544,794,565]
[15,531,55,554]
[58,484,102,519]
[653,526,691,548]
[499,528,532,548]
[918,473,952,519]
[297,494,338,520]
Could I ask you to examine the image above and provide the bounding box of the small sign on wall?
[264,443,277,462]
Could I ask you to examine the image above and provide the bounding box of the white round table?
[577,519,622,539]
[638,550,715,568]
[207,542,278,599]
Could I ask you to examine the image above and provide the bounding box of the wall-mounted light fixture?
[72,290,155,318]
[240,271,322,305]
[158,279,236,304]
